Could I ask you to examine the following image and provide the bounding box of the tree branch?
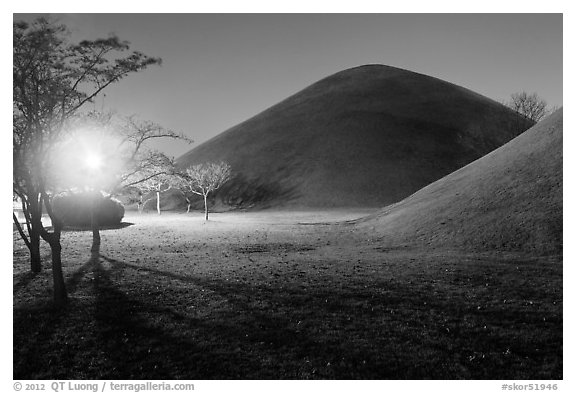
[13,213,31,249]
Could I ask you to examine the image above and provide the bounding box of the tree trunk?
[91,192,101,253]
[39,191,68,307]
[30,230,42,273]
[138,194,143,214]
[204,194,208,221]
[14,211,42,273]
[156,191,161,215]
[27,195,43,273]
[48,231,67,307]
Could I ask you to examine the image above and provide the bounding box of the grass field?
[13,210,562,379]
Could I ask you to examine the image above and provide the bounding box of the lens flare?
[85,153,102,170]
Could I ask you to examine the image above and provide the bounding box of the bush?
[53,192,124,227]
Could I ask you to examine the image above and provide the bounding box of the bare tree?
[13,17,161,306]
[113,116,191,192]
[131,165,178,215]
[506,92,549,122]
[100,116,191,219]
[182,162,232,220]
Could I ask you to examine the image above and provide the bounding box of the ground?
[13,210,562,379]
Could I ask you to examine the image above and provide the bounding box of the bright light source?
[85,153,102,170]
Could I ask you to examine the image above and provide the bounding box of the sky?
[12,13,563,159]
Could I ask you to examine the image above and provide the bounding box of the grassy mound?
[177,64,532,209]
[356,109,563,255]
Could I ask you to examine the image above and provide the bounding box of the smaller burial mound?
[356,109,563,255]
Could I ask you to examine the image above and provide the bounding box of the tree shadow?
[13,271,39,294]
[62,222,134,232]
[100,255,311,347]
[65,248,101,295]
[13,251,61,294]
[15,249,562,379]
[16,245,308,379]
[14,247,103,379]
[15,252,399,379]
[88,254,278,379]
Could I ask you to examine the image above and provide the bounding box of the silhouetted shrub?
[53,192,124,227]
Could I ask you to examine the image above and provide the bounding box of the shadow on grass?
[15,250,279,379]
[62,222,134,232]
[13,250,61,295]
[96,255,562,380]
[64,248,101,295]
[89,256,214,378]
[92,254,325,379]
[14,251,563,379]
[13,247,102,379]
[13,271,40,294]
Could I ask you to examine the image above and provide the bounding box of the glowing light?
[85,153,103,170]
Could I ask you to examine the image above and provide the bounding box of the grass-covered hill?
[356,109,563,255]
[176,64,533,209]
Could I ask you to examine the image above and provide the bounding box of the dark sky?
[13,13,563,158]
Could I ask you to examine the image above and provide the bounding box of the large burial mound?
[356,109,563,255]
[178,64,533,209]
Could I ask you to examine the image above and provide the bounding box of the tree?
[13,17,161,306]
[50,113,191,248]
[112,116,191,196]
[506,92,549,122]
[181,162,232,220]
[130,159,179,215]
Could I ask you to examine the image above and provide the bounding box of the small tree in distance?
[506,91,549,123]
[183,162,232,220]
[133,170,177,215]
